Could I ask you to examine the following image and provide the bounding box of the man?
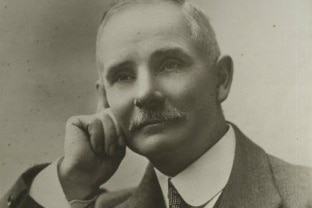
[1,0,311,207]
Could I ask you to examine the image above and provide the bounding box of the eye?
[113,72,135,83]
[161,59,183,72]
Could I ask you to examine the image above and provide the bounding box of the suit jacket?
[1,125,312,208]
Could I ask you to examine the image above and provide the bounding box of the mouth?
[129,117,181,133]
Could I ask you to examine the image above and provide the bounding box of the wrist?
[58,158,100,201]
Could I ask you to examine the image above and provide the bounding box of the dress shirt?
[29,159,96,208]
[155,125,236,208]
[29,125,235,208]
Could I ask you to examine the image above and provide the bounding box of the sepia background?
[0,0,311,196]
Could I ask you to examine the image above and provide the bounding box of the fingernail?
[109,144,116,156]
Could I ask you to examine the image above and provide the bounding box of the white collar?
[154,124,236,207]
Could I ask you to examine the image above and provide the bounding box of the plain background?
[0,0,311,196]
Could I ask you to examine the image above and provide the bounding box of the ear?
[96,80,109,112]
[215,55,234,103]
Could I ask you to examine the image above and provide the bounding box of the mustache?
[129,106,185,132]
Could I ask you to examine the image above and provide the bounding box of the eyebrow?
[104,46,193,82]
[104,60,134,82]
[150,47,193,63]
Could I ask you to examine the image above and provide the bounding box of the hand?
[58,109,126,200]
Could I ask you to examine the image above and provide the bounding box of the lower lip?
[135,118,183,134]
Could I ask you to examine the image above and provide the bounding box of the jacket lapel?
[116,124,282,208]
[116,163,166,208]
[215,124,282,208]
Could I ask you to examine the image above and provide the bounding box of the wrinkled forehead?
[100,0,185,28]
[105,4,188,38]
[96,3,196,71]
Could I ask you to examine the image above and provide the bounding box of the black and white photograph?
[0,0,311,207]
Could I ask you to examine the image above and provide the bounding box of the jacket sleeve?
[0,164,49,208]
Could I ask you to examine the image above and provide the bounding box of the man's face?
[97,3,222,160]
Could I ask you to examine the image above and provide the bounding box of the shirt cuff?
[29,158,96,208]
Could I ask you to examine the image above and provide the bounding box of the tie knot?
[168,179,186,208]
[168,180,183,207]
[167,179,210,208]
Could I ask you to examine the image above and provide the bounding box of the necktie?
[168,179,207,208]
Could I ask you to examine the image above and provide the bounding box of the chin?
[127,132,178,159]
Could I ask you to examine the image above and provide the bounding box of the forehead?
[96,3,200,70]
[101,3,188,39]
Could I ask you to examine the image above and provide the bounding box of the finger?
[117,131,126,147]
[101,113,118,157]
[66,115,93,140]
[67,115,90,132]
[65,115,95,160]
[105,109,125,147]
[88,118,105,155]
[67,115,105,156]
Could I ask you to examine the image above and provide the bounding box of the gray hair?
[96,0,220,70]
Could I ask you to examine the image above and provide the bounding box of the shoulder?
[0,164,50,208]
[268,155,312,205]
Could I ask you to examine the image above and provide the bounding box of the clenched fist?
[58,109,126,200]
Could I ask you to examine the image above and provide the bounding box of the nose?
[134,69,165,109]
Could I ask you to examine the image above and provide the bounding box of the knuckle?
[66,116,79,128]
[88,118,103,135]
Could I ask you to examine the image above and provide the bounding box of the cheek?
[162,72,217,113]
